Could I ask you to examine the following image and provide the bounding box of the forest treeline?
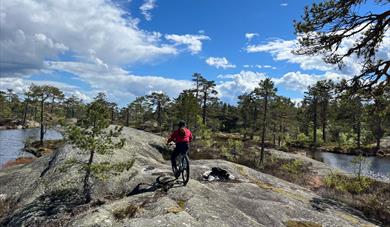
[1,73,389,154]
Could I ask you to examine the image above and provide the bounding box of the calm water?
[0,128,63,166]
[312,151,390,182]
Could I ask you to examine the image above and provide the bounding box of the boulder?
[0,127,380,226]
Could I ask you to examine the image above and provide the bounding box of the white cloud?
[165,34,210,54]
[242,64,276,69]
[140,0,156,21]
[45,61,193,104]
[245,33,259,42]
[216,71,267,102]
[206,57,236,69]
[290,98,303,106]
[215,70,351,103]
[280,3,288,7]
[0,77,92,102]
[274,71,319,91]
[0,0,177,77]
[274,71,351,92]
[246,39,350,72]
[246,29,390,77]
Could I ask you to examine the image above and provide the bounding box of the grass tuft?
[113,204,139,220]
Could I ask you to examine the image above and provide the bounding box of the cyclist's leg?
[171,146,179,171]
[183,143,189,157]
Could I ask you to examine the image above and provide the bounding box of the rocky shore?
[0,119,40,130]
[0,127,381,226]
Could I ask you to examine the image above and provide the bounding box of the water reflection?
[312,151,390,182]
[0,128,63,165]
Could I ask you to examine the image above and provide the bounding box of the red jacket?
[167,127,192,144]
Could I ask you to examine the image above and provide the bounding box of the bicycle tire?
[172,159,179,179]
[181,155,190,185]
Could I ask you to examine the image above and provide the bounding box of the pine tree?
[65,93,126,203]
[294,0,389,93]
[255,78,277,164]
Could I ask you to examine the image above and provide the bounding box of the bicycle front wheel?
[181,155,190,185]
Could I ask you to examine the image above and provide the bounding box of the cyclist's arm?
[167,130,177,144]
[189,130,193,143]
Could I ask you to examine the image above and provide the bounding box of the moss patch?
[235,165,308,203]
[166,206,183,214]
[176,199,186,210]
[113,204,139,220]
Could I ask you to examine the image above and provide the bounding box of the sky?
[0,0,389,106]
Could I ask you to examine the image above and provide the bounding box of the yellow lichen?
[235,165,308,203]
[334,211,360,225]
[166,206,183,214]
[177,199,186,210]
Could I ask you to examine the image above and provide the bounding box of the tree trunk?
[260,95,268,164]
[83,150,95,203]
[157,102,162,135]
[278,123,282,147]
[40,96,44,146]
[356,120,361,149]
[50,97,55,113]
[243,113,248,139]
[126,108,129,127]
[111,107,114,124]
[376,137,381,151]
[22,100,29,126]
[194,76,200,134]
[251,105,257,140]
[322,102,327,143]
[272,123,276,146]
[71,106,75,118]
[313,97,317,148]
[375,118,382,151]
[202,92,207,125]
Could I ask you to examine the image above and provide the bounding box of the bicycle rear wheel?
[181,155,190,185]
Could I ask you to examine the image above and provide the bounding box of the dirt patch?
[24,139,64,157]
[1,157,35,169]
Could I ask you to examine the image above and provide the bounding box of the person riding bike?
[166,120,192,178]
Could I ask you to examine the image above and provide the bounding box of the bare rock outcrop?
[0,127,380,226]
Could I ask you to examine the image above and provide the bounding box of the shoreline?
[0,119,40,130]
[288,145,390,158]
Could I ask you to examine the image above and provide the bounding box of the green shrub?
[198,122,214,147]
[286,133,309,147]
[308,129,324,146]
[324,173,372,194]
[281,160,304,174]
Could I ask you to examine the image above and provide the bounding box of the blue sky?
[1,0,388,106]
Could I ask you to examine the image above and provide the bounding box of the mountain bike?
[168,143,190,186]
[174,151,190,185]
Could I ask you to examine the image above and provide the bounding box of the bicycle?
[168,143,190,186]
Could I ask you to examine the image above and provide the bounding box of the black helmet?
[178,120,186,128]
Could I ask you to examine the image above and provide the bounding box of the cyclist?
[167,120,192,178]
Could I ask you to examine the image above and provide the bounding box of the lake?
[0,128,63,166]
[312,150,390,182]
[1,128,389,182]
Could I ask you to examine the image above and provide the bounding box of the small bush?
[287,133,310,148]
[281,160,304,174]
[324,173,372,194]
